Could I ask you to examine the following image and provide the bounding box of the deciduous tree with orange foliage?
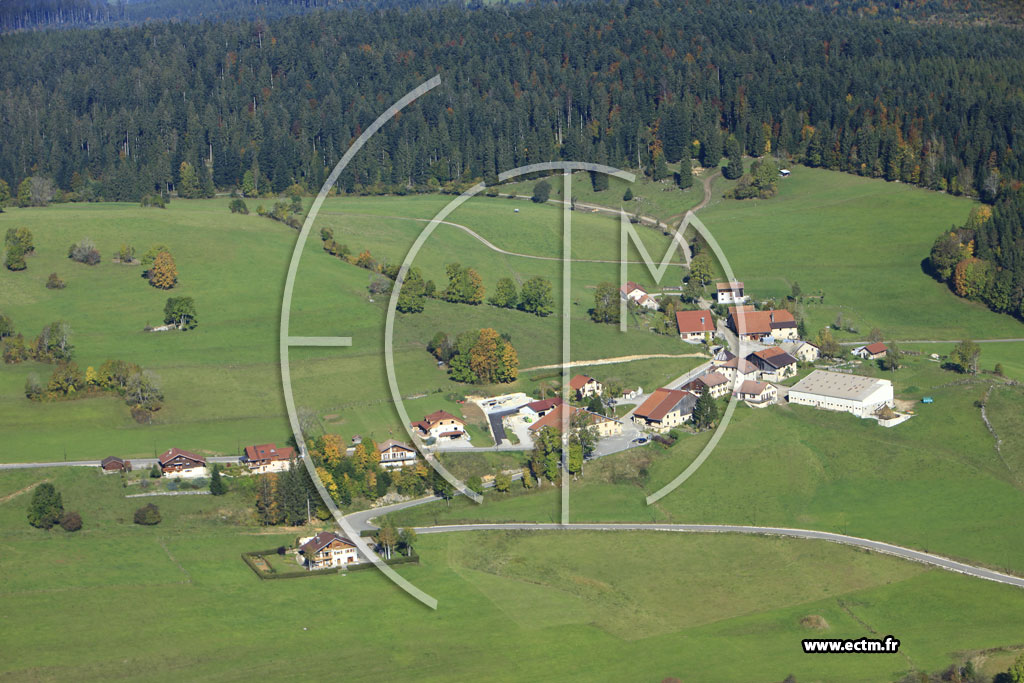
[148,250,177,289]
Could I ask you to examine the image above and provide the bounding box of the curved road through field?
[346,499,1024,590]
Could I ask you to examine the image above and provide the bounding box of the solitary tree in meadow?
[148,251,177,289]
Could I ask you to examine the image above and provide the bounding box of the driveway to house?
[0,456,241,470]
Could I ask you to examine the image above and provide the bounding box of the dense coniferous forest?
[0,0,1022,207]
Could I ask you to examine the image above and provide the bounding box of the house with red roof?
[243,443,295,474]
[675,309,716,342]
[727,306,798,342]
[569,374,603,399]
[521,397,563,420]
[620,281,660,310]
[411,410,468,443]
[527,403,623,438]
[158,448,207,477]
[746,347,799,381]
[100,456,130,473]
[735,380,777,405]
[682,371,731,399]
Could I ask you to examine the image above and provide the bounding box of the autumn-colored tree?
[352,442,371,471]
[322,434,344,468]
[498,341,519,382]
[316,466,338,499]
[148,251,177,289]
[953,257,991,300]
[469,328,501,383]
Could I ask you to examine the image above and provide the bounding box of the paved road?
[410,522,1024,590]
[0,456,241,470]
[839,338,1024,346]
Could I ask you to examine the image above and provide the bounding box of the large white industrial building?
[786,370,894,419]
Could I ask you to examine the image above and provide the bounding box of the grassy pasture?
[2,467,1023,682]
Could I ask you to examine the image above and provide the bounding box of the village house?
[411,410,468,443]
[736,380,777,405]
[675,309,716,342]
[298,531,361,570]
[717,355,760,383]
[378,439,418,469]
[570,374,603,399]
[746,347,799,382]
[682,371,731,399]
[779,340,820,363]
[527,403,623,438]
[632,388,697,433]
[727,306,798,342]
[100,456,130,473]
[243,443,294,474]
[787,370,895,419]
[620,281,660,310]
[520,397,563,421]
[852,342,889,360]
[158,448,207,477]
[715,281,748,305]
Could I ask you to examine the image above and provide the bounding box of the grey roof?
[789,370,892,402]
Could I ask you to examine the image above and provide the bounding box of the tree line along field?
[2,466,1024,682]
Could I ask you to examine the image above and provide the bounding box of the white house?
[632,388,698,433]
[676,310,716,342]
[378,439,418,469]
[620,281,660,310]
[852,342,888,360]
[682,372,731,399]
[779,341,820,363]
[715,281,748,305]
[569,374,603,399]
[736,380,777,405]
[787,370,894,419]
[411,410,468,443]
[158,448,207,478]
[298,531,361,570]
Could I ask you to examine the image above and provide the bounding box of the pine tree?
[209,464,226,495]
[723,135,744,179]
[676,161,693,189]
[693,387,719,430]
[177,161,199,199]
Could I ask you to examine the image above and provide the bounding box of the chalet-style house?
[779,340,820,363]
[675,309,716,342]
[682,371,731,399]
[158,448,207,477]
[243,443,294,474]
[746,347,799,381]
[521,397,563,420]
[853,342,888,360]
[620,281,660,310]
[411,410,467,442]
[569,374,603,399]
[727,306,798,342]
[100,456,130,473]
[378,439,418,469]
[298,531,360,570]
[632,388,697,433]
[527,403,623,438]
[736,380,777,405]
[715,281,748,305]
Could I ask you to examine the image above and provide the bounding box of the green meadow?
[2,467,1023,682]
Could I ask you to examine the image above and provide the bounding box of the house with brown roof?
[676,309,716,342]
[632,388,697,433]
[298,531,360,570]
[715,281,748,305]
[158,448,207,477]
[735,380,777,405]
[682,371,731,399]
[852,342,888,360]
[243,443,295,474]
[521,397,563,420]
[379,439,418,469]
[727,306,798,342]
[746,347,799,381]
[411,410,467,443]
[100,456,130,473]
[570,374,603,399]
[527,403,623,439]
[620,281,660,310]
[717,356,760,383]
[780,340,820,363]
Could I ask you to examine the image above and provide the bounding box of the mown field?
[2,466,1023,682]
